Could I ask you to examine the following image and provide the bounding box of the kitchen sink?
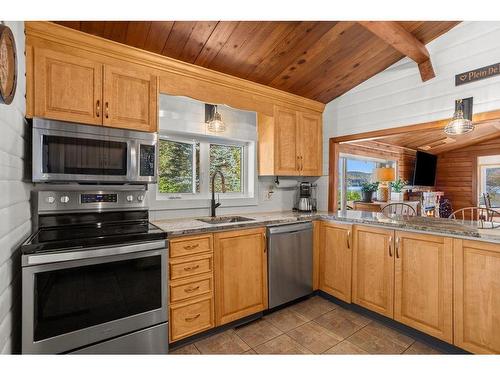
[197,216,255,224]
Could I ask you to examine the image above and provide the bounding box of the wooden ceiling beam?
[358,21,436,82]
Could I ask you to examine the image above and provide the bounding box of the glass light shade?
[375,167,395,182]
[444,108,474,135]
[207,110,226,133]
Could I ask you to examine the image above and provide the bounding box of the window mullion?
[199,142,210,196]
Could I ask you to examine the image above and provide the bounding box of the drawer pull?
[184,265,200,271]
[183,244,200,250]
[185,314,201,322]
[184,286,200,293]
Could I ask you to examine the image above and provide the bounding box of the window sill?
[149,190,258,211]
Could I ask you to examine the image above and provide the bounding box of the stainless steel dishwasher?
[267,222,313,309]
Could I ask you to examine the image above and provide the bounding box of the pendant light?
[444,98,474,135]
[206,104,226,133]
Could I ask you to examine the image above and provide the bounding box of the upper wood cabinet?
[31,48,158,132]
[274,107,300,175]
[214,228,268,326]
[258,105,323,177]
[394,231,453,343]
[454,239,500,353]
[34,48,103,125]
[298,112,323,176]
[352,225,395,318]
[103,65,157,132]
[319,222,353,303]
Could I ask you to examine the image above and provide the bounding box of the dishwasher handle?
[267,222,313,235]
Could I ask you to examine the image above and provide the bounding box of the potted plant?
[389,178,407,201]
[360,182,379,203]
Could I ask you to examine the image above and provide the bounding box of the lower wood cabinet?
[394,231,453,343]
[319,222,352,303]
[352,225,394,318]
[351,226,453,342]
[214,227,268,326]
[170,295,214,342]
[454,239,500,353]
[168,233,214,342]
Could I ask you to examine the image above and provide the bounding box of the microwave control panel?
[139,144,155,177]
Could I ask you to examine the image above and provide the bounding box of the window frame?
[157,137,199,196]
[151,133,257,211]
[477,155,500,208]
[338,153,398,211]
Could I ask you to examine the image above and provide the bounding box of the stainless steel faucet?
[210,170,226,217]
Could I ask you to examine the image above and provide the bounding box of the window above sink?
[150,94,258,211]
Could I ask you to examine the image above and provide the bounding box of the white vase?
[391,192,404,201]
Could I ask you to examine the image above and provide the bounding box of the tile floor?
[171,296,444,355]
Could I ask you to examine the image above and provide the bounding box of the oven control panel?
[81,194,118,204]
[37,190,148,213]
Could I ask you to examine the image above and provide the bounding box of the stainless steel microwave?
[32,118,157,184]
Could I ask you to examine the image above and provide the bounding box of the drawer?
[170,274,212,303]
[170,296,214,342]
[170,234,212,258]
[169,254,212,280]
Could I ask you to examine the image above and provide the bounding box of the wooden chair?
[380,203,417,218]
[448,207,499,229]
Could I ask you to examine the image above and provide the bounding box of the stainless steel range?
[21,188,168,354]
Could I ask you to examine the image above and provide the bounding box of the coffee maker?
[295,182,317,212]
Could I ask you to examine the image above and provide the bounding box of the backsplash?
[149,176,326,221]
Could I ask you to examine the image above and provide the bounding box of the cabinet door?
[214,228,268,326]
[298,112,322,176]
[352,226,394,318]
[103,65,158,132]
[394,231,453,343]
[320,222,352,302]
[34,48,102,125]
[274,106,299,175]
[454,239,500,353]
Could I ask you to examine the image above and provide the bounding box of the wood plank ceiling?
[351,120,500,154]
[53,21,459,103]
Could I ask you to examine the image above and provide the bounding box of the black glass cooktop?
[21,210,166,254]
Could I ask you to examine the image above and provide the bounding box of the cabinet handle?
[395,237,400,259]
[263,233,267,253]
[296,156,300,171]
[388,236,393,257]
[96,100,100,117]
[183,244,199,250]
[105,102,109,118]
[184,285,200,293]
[184,265,200,271]
[300,156,304,171]
[185,314,201,322]
[346,230,351,249]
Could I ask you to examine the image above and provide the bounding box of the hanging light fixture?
[206,104,226,133]
[444,98,474,135]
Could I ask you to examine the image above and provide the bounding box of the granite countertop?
[153,210,500,244]
[325,210,500,244]
[153,211,324,237]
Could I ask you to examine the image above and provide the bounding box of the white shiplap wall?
[322,21,500,177]
[0,21,30,354]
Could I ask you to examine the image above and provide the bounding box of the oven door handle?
[23,240,167,266]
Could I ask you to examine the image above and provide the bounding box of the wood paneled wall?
[435,137,500,210]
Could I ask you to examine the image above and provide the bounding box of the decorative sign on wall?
[0,22,17,105]
[455,62,500,86]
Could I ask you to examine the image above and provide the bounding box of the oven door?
[22,241,168,354]
[32,124,134,183]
